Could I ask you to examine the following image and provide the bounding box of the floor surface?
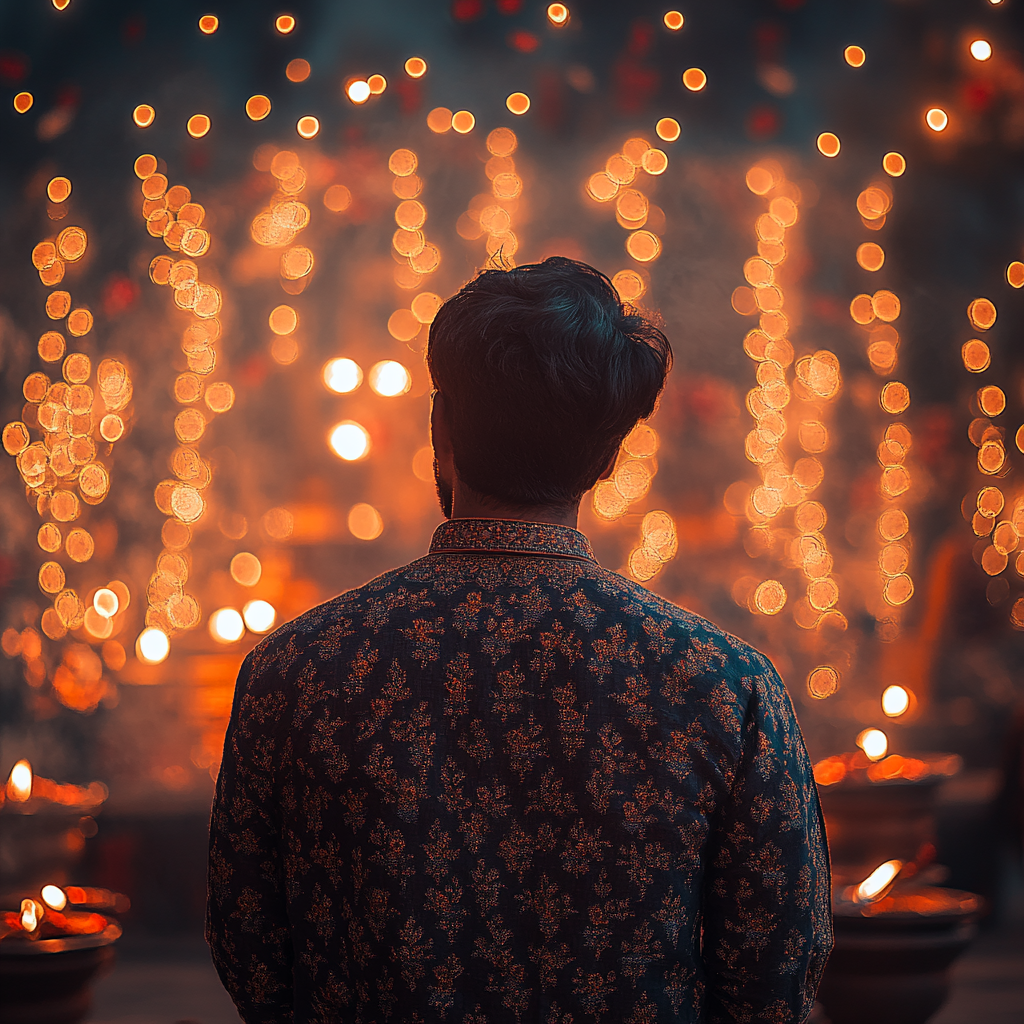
[86,925,1024,1024]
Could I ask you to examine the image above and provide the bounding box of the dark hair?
[427,256,672,510]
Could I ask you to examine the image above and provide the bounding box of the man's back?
[208,519,832,1023]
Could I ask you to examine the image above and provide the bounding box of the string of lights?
[135,155,232,664]
[2,176,133,709]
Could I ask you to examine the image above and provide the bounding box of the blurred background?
[1,0,1023,1021]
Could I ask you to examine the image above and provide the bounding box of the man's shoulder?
[243,563,417,682]
[583,565,773,678]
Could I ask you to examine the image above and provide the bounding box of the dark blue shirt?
[208,518,832,1023]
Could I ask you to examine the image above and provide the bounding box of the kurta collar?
[428,518,596,563]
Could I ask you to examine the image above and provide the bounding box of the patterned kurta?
[208,519,832,1024]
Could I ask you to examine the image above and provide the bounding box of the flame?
[19,899,41,931]
[855,859,903,903]
[41,884,67,911]
[8,759,32,801]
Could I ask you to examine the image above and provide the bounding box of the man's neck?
[451,486,579,529]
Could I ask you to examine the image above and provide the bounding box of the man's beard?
[433,458,453,519]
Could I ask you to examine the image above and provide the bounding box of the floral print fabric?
[208,518,832,1023]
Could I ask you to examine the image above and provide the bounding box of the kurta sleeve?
[701,655,833,1023]
[207,649,295,1024]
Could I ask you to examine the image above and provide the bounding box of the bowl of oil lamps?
[813,750,961,870]
[0,884,121,1024]
[0,761,107,893]
[816,856,982,1024]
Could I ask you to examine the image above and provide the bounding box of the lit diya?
[0,760,108,897]
[818,852,982,1024]
[0,883,122,1024]
[813,748,962,872]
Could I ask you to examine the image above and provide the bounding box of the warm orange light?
[656,117,681,142]
[93,588,119,619]
[199,15,219,34]
[187,114,211,138]
[427,106,453,133]
[816,132,841,157]
[246,95,271,120]
[367,74,387,95]
[13,92,33,114]
[296,115,320,138]
[325,358,366,393]
[269,304,298,335]
[47,176,72,203]
[369,360,412,397]
[136,627,169,664]
[855,859,902,903]
[962,339,991,372]
[324,184,352,212]
[807,666,840,699]
[547,3,569,26]
[20,900,40,932]
[452,110,476,133]
[8,760,32,802]
[243,600,276,633]
[275,14,296,33]
[41,885,67,911]
[1007,261,1024,288]
[925,107,948,131]
[133,104,155,127]
[970,39,992,61]
[329,421,370,461]
[230,552,262,587]
[286,58,311,82]
[405,57,427,78]
[663,11,684,30]
[347,80,371,104]
[856,727,888,761]
[882,151,906,176]
[681,68,707,91]
[844,45,866,67]
[857,242,885,272]
[882,685,910,717]
[968,297,997,330]
[209,607,245,643]
[348,503,384,541]
[506,92,531,115]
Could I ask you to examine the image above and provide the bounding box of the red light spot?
[103,275,139,318]
[495,0,523,12]
[747,104,781,139]
[451,0,484,21]
[508,30,539,53]
[0,51,29,84]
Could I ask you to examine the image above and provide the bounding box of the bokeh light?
[329,421,370,460]
[187,114,211,138]
[136,627,169,665]
[816,132,841,157]
[405,57,427,78]
[970,39,992,61]
[844,45,866,67]
[347,80,371,104]
[199,15,219,34]
[506,92,531,115]
[663,11,684,30]
[925,107,948,131]
[368,361,412,397]
[243,600,276,633]
[682,68,707,91]
[547,3,569,26]
[133,104,155,128]
[882,684,911,717]
[209,607,245,643]
[348,503,384,540]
